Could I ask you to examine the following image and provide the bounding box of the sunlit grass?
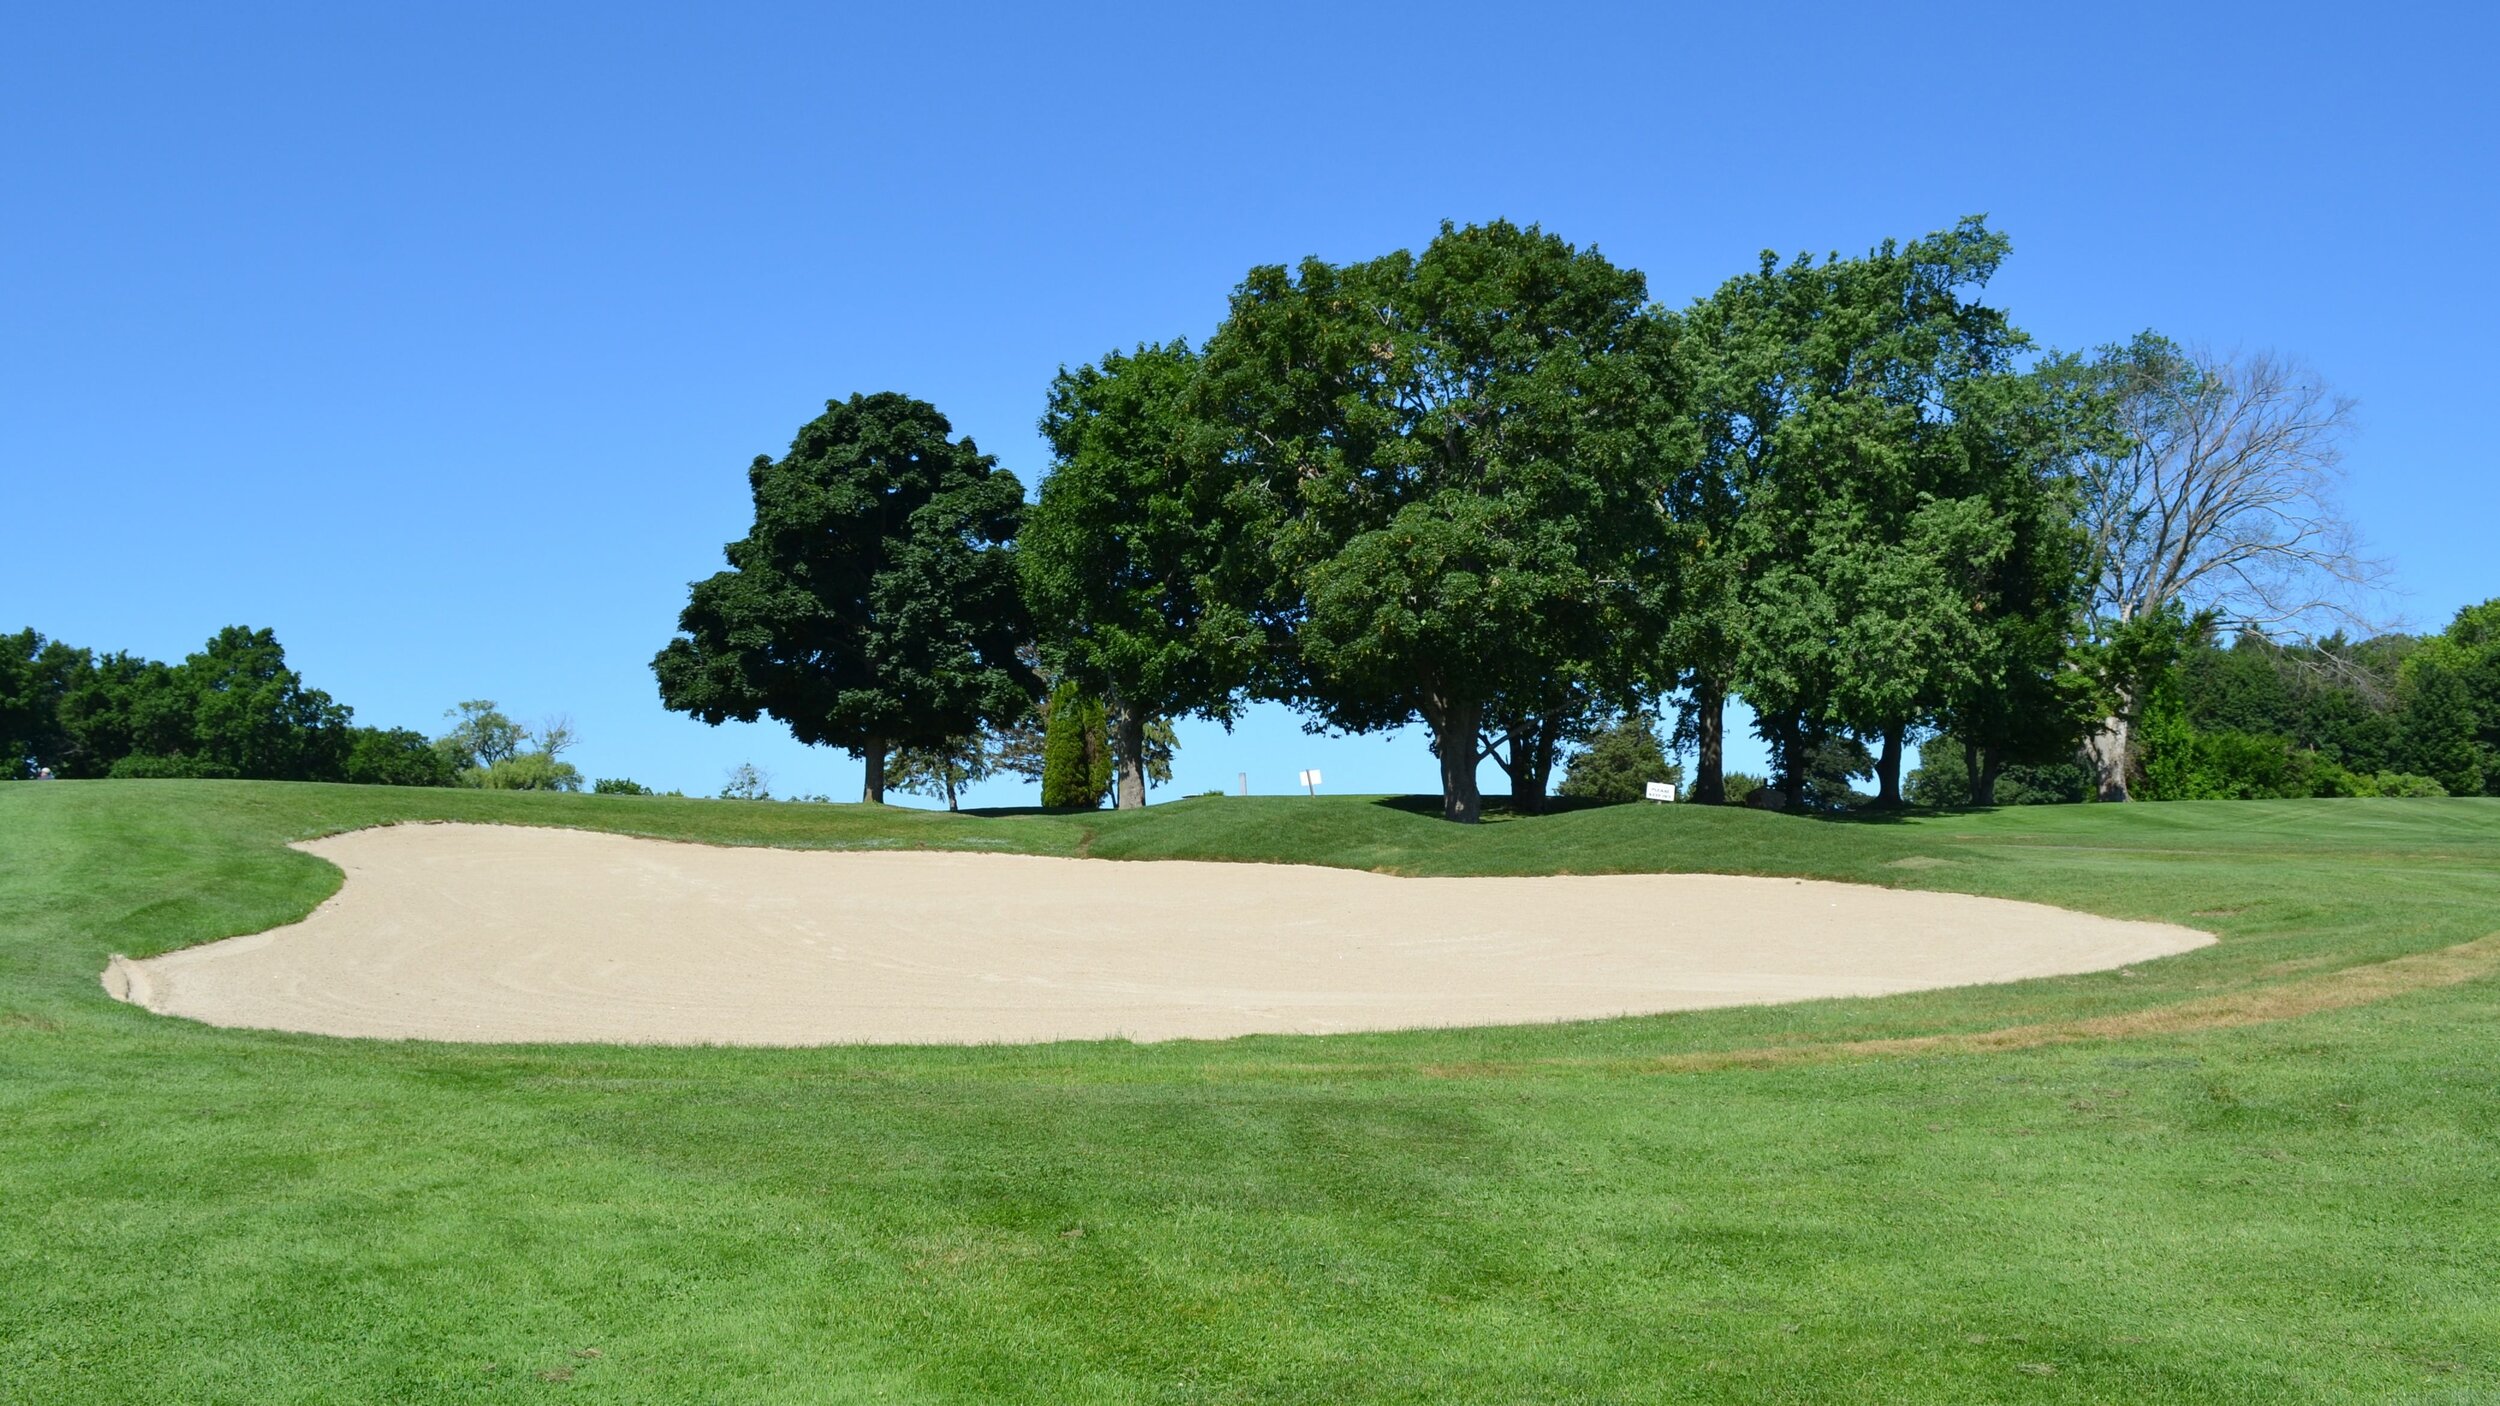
[2,782,2496,1402]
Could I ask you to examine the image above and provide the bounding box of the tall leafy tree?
[1023,341,1247,809]
[1197,220,1678,822]
[1,629,88,779]
[1661,358,1746,805]
[2420,599,2500,794]
[654,393,1034,802]
[59,651,202,777]
[434,700,529,772]
[2395,652,2486,797]
[1919,357,2106,804]
[1691,217,2051,807]
[180,626,353,780]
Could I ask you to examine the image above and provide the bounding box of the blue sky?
[6,3,2493,805]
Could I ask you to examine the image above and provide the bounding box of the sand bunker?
[103,823,2212,1045]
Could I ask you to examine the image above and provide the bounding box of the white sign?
[1644,781,1677,803]
[1298,768,1323,794]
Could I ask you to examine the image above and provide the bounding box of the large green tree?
[1690,218,2061,808]
[1917,357,2106,804]
[2419,599,2500,794]
[57,652,200,777]
[1196,220,1678,822]
[1023,341,1248,809]
[2394,652,2486,797]
[654,393,1034,803]
[51,627,350,781]
[179,626,353,780]
[1,629,87,779]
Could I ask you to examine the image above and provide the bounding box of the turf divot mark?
[1403,932,2500,1080]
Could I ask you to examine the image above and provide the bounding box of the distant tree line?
[0,627,587,790]
[643,216,2464,821]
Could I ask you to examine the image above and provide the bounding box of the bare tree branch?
[2084,338,2389,639]
[532,713,577,760]
[2074,337,2392,802]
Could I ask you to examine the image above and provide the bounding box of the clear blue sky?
[6,3,2493,806]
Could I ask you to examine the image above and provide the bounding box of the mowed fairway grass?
[4,783,2498,1403]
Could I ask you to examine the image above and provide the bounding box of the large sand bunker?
[104,823,2212,1045]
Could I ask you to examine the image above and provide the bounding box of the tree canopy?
[1683,218,2092,808]
[1196,219,1679,822]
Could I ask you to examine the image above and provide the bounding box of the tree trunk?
[2085,709,2133,802]
[1493,714,1560,816]
[1972,749,2003,807]
[861,737,886,805]
[1110,698,1147,811]
[1775,712,1807,811]
[1875,724,1904,807]
[1425,692,1484,824]
[1522,719,1560,813]
[943,767,959,812]
[1692,678,1726,805]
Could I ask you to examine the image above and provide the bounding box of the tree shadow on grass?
[1368,794,1618,822]
[1364,793,1959,826]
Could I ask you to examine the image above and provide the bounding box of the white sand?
[103,822,2212,1045]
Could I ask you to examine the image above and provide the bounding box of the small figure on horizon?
[34,766,55,781]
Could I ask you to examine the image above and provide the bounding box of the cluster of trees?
[1911,601,2500,803]
[1,626,585,791]
[431,700,584,791]
[2126,606,2493,799]
[0,625,439,783]
[656,217,2420,821]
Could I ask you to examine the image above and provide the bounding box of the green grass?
[3,781,2497,1403]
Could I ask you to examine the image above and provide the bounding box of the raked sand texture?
[105,822,2214,1045]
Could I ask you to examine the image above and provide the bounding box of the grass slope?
[2,780,2497,1403]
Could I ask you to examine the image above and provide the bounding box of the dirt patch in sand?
[103,823,2213,1045]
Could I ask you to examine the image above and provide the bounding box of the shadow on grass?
[1369,794,1623,822]
[1365,792,1975,826]
[960,792,1986,826]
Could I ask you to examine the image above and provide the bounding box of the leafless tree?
[2077,336,2386,798]
[531,713,578,760]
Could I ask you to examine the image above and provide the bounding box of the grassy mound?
[3,781,2497,1402]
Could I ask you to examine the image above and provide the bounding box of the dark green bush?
[342,728,456,787]
[1557,714,1680,805]
[1040,683,1110,809]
